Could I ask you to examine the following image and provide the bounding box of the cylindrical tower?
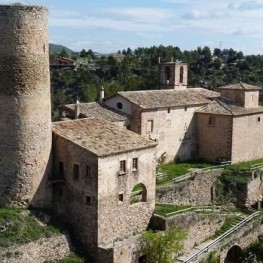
[0,5,52,207]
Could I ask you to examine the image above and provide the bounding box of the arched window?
[180,66,184,83]
[130,183,147,204]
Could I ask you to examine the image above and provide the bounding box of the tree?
[141,228,187,263]
[59,48,69,58]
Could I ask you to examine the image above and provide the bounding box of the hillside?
[49,43,76,55]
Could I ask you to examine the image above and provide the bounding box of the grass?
[155,204,191,216]
[0,207,59,247]
[157,161,215,185]
[53,252,86,263]
[228,158,263,170]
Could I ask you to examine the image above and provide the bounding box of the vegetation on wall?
[141,228,187,263]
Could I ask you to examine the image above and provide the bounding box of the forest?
[50,45,263,118]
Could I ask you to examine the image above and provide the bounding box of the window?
[180,66,184,83]
[258,117,261,122]
[117,102,123,109]
[85,196,91,205]
[167,107,170,113]
[208,116,215,127]
[73,164,79,180]
[132,158,138,170]
[146,120,153,134]
[184,106,188,111]
[118,193,124,203]
[86,165,91,177]
[165,66,170,81]
[120,160,126,173]
[58,161,64,178]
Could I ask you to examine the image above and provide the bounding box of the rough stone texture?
[52,129,156,261]
[0,235,70,263]
[156,169,223,205]
[232,113,263,163]
[159,62,188,89]
[197,113,232,162]
[150,212,226,254]
[0,5,52,207]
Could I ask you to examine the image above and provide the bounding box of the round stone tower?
[0,5,52,207]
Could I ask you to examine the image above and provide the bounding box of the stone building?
[103,88,219,162]
[196,83,263,163]
[52,118,157,262]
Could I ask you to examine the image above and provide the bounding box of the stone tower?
[0,5,52,207]
[159,61,188,89]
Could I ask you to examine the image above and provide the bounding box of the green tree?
[141,228,187,263]
[59,48,69,58]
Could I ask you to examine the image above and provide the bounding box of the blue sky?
[2,0,263,54]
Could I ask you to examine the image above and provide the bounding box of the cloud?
[228,1,263,11]
[183,9,227,20]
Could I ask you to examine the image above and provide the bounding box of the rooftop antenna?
[219,41,222,50]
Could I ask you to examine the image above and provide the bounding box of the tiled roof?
[114,88,219,109]
[62,102,128,122]
[52,118,156,157]
[219,82,261,90]
[196,99,263,116]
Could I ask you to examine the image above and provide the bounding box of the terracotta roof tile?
[52,118,156,157]
[115,88,219,109]
[196,99,263,116]
[219,82,260,90]
[62,102,128,122]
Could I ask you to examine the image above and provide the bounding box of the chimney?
[100,86,105,103]
[158,57,161,64]
[75,99,80,119]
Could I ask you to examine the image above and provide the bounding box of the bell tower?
[159,60,188,89]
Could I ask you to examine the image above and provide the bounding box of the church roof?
[62,102,128,122]
[110,88,219,109]
[52,118,157,157]
[219,82,260,91]
[196,99,263,116]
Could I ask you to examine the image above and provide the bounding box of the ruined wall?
[197,114,232,162]
[232,114,263,163]
[156,169,223,205]
[52,134,99,257]
[140,106,198,162]
[0,235,70,263]
[97,147,156,246]
[0,5,52,207]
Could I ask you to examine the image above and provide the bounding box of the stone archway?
[225,245,242,263]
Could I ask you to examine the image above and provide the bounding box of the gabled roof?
[219,82,261,91]
[196,99,263,116]
[52,118,157,157]
[63,102,128,122]
[106,88,219,109]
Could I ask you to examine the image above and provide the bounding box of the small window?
[86,165,91,177]
[180,66,184,83]
[120,160,126,173]
[258,117,261,122]
[118,193,124,202]
[208,116,215,127]
[167,108,170,113]
[146,120,153,134]
[58,161,64,178]
[184,106,187,111]
[85,196,91,205]
[117,102,123,109]
[73,164,79,180]
[132,158,138,170]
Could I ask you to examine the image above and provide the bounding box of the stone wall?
[156,169,223,205]
[0,235,70,263]
[97,147,156,245]
[232,114,263,163]
[196,113,232,162]
[150,212,227,254]
[0,5,52,207]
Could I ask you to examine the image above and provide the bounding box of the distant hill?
[49,43,77,55]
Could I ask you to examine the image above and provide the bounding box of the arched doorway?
[225,245,242,263]
[130,183,147,204]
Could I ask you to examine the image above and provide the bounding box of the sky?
[1,0,263,55]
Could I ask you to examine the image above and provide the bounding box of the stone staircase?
[176,211,260,263]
